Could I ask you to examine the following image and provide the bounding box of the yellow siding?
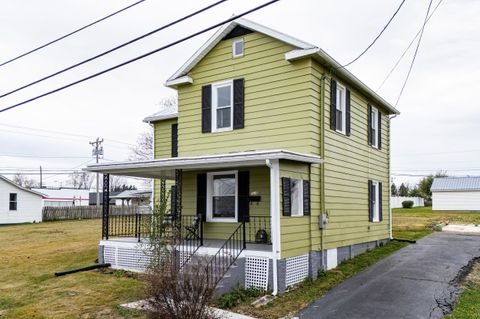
[279,161,311,258]
[312,60,391,249]
[177,32,316,156]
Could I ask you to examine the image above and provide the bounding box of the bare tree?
[69,172,94,189]
[12,173,37,189]
[129,96,177,161]
[109,175,127,192]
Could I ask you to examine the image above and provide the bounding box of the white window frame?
[371,181,380,222]
[336,83,347,135]
[211,80,234,132]
[371,106,379,148]
[290,179,304,217]
[206,170,238,222]
[232,38,244,57]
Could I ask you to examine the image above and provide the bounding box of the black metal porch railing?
[205,222,245,288]
[178,214,203,268]
[246,216,272,244]
[106,213,271,245]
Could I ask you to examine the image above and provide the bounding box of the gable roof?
[165,18,399,115]
[431,177,480,192]
[0,175,45,197]
[143,102,178,123]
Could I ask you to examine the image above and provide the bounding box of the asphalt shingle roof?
[431,177,480,192]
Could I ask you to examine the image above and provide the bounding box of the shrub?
[424,199,432,207]
[217,285,265,309]
[402,200,414,208]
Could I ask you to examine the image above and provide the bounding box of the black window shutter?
[171,185,177,217]
[171,123,178,157]
[238,171,250,222]
[330,79,337,130]
[303,180,310,216]
[346,89,351,136]
[196,173,207,221]
[368,180,373,222]
[201,85,212,133]
[233,78,245,129]
[282,177,291,216]
[378,111,382,150]
[379,182,383,222]
[367,104,372,146]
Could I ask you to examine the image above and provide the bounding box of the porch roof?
[84,150,322,179]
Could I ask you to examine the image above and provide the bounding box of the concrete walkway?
[297,232,480,319]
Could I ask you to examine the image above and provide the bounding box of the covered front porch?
[85,150,321,292]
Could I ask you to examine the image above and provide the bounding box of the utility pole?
[89,138,104,208]
[39,166,43,188]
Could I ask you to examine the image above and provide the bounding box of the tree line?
[391,171,447,199]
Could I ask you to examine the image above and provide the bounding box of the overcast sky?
[0,0,478,188]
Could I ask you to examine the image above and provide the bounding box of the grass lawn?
[392,206,480,240]
[446,261,480,319]
[0,220,145,319]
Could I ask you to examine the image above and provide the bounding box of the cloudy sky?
[0,0,478,188]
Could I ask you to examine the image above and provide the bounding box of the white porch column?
[267,159,281,295]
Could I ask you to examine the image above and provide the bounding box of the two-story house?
[86,18,399,295]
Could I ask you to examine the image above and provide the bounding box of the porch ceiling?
[83,149,322,179]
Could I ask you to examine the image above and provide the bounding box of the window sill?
[207,217,238,223]
[211,127,233,133]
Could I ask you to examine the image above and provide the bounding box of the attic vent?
[232,38,244,57]
[222,25,253,40]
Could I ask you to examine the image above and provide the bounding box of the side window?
[282,177,310,216]
[336,84,346,134]
[368,180,382,222]
[212,81,233,132]
[370,106,379,148]
[9,193,17,211]
[368,104,382,149]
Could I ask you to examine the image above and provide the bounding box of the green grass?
[446,263,480,318]
[392,206,480,241]
[0,220,145,319]
[222,241,408,319]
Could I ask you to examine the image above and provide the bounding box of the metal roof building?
[431,177,480,211]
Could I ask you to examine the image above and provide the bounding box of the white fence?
[391,196,425,209]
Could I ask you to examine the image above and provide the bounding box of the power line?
[377,0,443,91]
[0,122,134,146]
[0,154,92,159]
[339,0,407,69]
[0,0,229,99]
[394,0,433,107]
[0,0,146,68]
[0,0,280,114]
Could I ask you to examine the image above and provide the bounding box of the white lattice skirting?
[285,253,309,287]
[103,243,151,272]
[245,256,269,290]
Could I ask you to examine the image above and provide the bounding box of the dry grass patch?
[0,220,145,319]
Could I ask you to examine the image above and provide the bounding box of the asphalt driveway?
[297,232,480,319]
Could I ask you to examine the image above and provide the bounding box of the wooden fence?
[42,205,151,221]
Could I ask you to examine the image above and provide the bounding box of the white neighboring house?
[31,187,90,207]
[431,177,480,211]
[110,190,151,206]
[0,175,44,224]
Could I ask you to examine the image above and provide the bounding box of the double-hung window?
[212,81,233,132]
[370,106,379,148]
[369,180,381,222]
[207,171,237,222]
[336,84,346,134]
[9,193,17,211]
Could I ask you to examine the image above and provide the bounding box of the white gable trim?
[164,75,193,87]
[0,175,45,197]
[166,18,315,86]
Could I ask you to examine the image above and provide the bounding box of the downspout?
[388,114,398,239]
[319,73,327,270]
[149,122,155,210]
[266,158,280,296]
